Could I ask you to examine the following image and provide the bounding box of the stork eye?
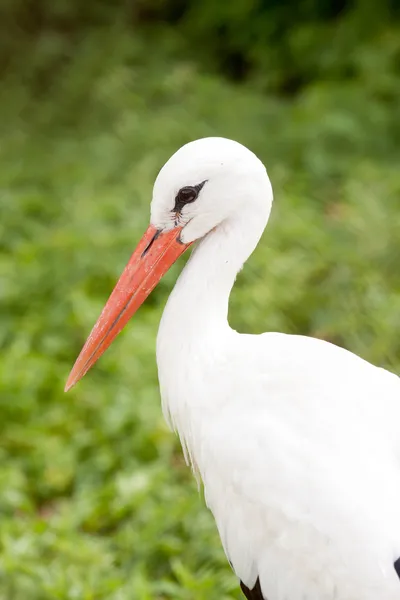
[177,186,197,204]
[173,180,207,213]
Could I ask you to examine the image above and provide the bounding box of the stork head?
[65,137,272,391]
[150,137,272,244]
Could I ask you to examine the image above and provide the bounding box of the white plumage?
[67,137,400,600]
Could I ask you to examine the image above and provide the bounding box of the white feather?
[153,138,400,600]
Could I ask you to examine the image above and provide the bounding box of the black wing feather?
[395,557,400,580]
[240,578,266,600]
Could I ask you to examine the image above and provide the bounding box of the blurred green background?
[1,1,399,598]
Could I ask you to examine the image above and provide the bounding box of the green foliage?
[0,19,399,600]
[2,0,400,93]
[171,0,400,90]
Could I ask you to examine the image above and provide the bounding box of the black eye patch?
[173,180,207,213]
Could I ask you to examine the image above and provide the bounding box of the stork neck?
[158,209,268,344]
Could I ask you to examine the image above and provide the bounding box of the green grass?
[1,27,399,599]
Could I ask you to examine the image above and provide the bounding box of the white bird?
[65,137,400,600]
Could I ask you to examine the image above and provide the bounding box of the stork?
[65,137,400,600]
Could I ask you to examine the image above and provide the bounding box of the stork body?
[66,138,400,600]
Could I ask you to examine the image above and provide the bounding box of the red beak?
[65,224,191,391]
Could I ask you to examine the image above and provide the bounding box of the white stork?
[66,137,400,600]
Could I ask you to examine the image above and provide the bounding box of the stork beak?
[65,224,191,392]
